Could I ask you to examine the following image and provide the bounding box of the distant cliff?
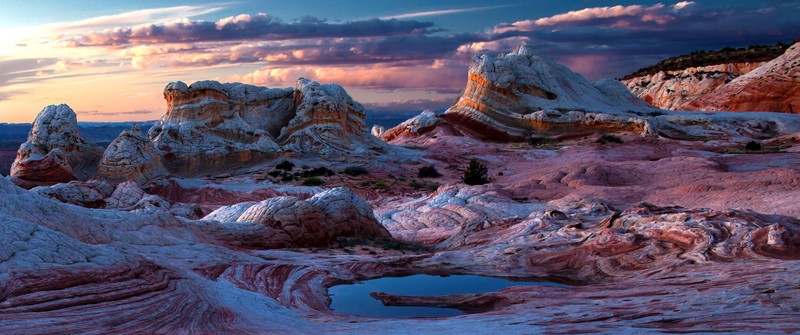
[621,42,799,113]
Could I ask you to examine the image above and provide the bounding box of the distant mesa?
[622,42,800,113]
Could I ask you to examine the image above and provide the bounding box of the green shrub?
[344,166,369,176]
[374,181,387,188]
[268,170,282,177]
[462,159,489,185]
[302,177,325,186]
[417,165,442,178]
[276,160,294,171]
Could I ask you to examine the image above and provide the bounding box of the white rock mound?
[11,104,103,185]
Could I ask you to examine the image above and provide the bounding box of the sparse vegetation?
[528,136,559,147]
[374,181,388,188]
[417,165,442,178]
[343,166,369,176]
[410,180,440,191]
[302,167,334,177]
[302,177,325,186]
[276,160,294,171]
[622,42,791,80]
[268,170,282,177]
[462,159,489,185]
[597,134,624,144]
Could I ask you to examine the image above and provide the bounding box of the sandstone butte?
[2,46,800,334]
[623,42,800,113]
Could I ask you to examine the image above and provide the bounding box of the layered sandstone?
[686,42,800,113]
[443,46,659,141]
[149,78,385,176]
[621,62,763,109]
[10,104,103,185]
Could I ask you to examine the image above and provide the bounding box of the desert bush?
[276,160,294,171]
[462,159,489,185]
[597,134,623,144]
[344,166,369,176]
[302,177,325,186]
[417,165,442,178]
[746,141,762,151]
[302,167,334,177]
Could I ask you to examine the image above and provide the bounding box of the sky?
[0,0,798,123]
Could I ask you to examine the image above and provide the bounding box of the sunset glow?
[1,0,798,122]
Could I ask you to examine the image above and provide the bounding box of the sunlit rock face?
[10,104,103,185]
[96,128,167,186]
[149,78,385,176]
[379,110,442,142]
[621,62,763,110]
[685,42,800,113]
[623,42,800,113]
[443,46,657,141]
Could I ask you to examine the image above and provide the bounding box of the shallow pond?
[328,274,566,318]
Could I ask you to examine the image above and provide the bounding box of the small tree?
[462,159,489,185]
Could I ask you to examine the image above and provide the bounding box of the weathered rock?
[379,110,442,142]
[30,179,114,208]
[205,187,390,247]
[10,104,103,184]
[149,78,385,176]
[686,42,800,113]
[278,79,386,155]
[443,46,658,141]
[621,62,764,110]
[96,128,167,186]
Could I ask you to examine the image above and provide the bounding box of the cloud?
[76,110,155,116]
[381,5,516,20]
[231,60,467,92]
[64,14,436,47]
[43,5,224,34]
[493,3,683,32]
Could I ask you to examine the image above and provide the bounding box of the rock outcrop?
[379,110,442,142]
[685,42,800,113]
[621,62,763,110]
[96,128,167,186]
[442,46,658,141]
[149,78,385,175]
[204,187,390,247]
[10,104,103,185]
[622,42,800,113]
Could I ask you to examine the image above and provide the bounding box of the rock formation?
[685,42,800,113]
[442,46,659,141]
[379,110,442,142]
[96,128,168,186]
[149,78,385,175]
[10,104,103,185]
[622,42,799,113]
[621,62,763,109]
[205,187,390,247]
